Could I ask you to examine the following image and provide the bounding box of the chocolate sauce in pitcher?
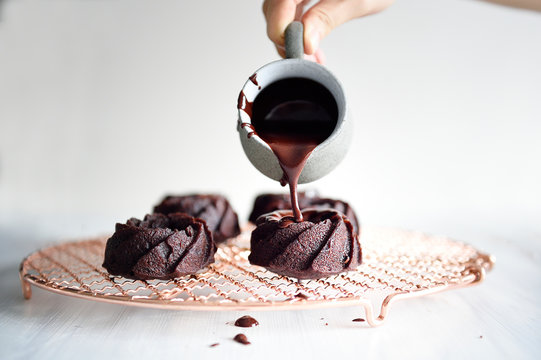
[240,77,338,221]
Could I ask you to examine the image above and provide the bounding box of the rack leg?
[20,275,32,300]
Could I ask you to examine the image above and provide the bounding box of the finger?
[314,48,326,65]
[294,0,312,20]
[302,0,393,54]
[263,0,305,47]
[300,48,325,64]
[304,54,318,62]
[275,44,287,58]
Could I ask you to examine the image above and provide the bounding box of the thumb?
[302,0,389,55]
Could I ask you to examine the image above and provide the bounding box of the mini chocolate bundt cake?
[248,192,317,223]
[153,194,240,243]
[248,209,362,279]
[103,213,216,280]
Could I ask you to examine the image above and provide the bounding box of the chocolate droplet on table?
[233,333,251,345]
[352,318,365,322]
[235,315,259,328]
[209,343,219,347]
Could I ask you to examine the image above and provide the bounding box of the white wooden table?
[1,216,539,360]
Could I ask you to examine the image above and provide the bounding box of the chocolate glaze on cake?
[153,194,240,243]
[248,209,362,279]
[248,192,316,223]
[103,213,216,280]
[248,193,360,234]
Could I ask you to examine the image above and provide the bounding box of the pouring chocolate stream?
[237,21,348,222]
[240,78,337,221]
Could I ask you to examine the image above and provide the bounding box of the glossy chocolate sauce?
[247,77,338,221]
[264,209,356,236]
[234,315,259,328]
[237,90,253,118]
[249,73,261,89]
[240,123,257,139]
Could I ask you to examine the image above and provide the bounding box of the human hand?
[263,0,394,63]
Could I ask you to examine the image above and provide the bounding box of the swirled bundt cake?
[103,213,216,280]
[248,209,362,279]
[153,194,240,243]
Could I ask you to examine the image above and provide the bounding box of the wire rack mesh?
[19,225,493,326]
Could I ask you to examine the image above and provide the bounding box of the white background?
[0,1,540,359]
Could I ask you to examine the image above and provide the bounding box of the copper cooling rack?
[19,226,494,326]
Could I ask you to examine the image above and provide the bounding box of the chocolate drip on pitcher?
[237,91,253,117]
[240,123,257,139]
[249,73,261,90]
